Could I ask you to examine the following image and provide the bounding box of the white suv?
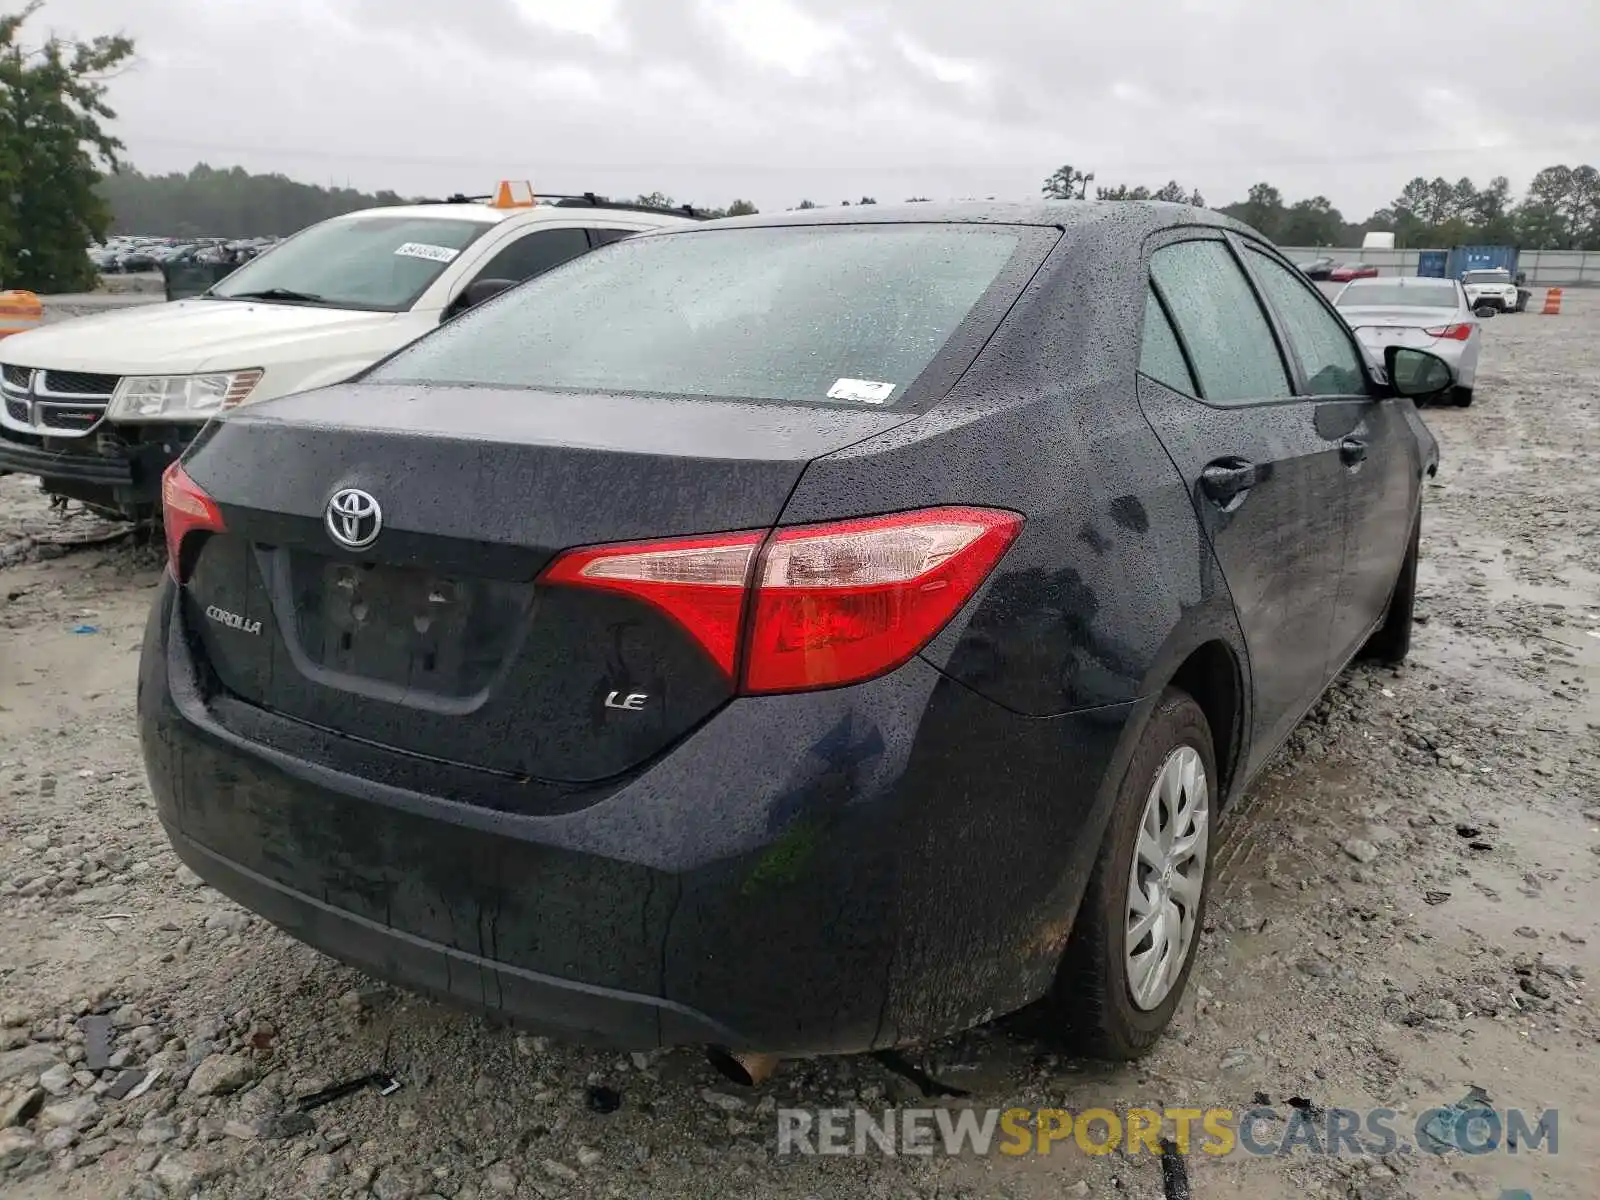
[1460,269,1519,314]
[0,193,701,518]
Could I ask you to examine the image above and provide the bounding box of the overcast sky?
[31,0,1600,217]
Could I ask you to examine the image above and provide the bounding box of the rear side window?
[1138,289,1195,395]
[371,225,1028,407]
[471,227,592,285]
[1150,241,1291,405]
[1246,250,1367,397]
[588,229,636,247]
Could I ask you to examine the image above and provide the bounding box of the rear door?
[1135,235,1350,775]
[1239,243,1418,669]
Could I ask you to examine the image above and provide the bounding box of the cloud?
[27,0,1600,216]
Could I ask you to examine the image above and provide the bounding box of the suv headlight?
[107,369,263,421]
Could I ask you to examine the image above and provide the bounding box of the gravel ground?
[1,296,1596,1199]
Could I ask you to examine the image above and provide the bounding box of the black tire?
[1360,511,1419,664]
[1452,386,1473,407]
[1045,688,1216,1060]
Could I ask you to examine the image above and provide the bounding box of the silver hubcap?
[1124,745,1209,1011]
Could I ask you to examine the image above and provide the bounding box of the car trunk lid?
[179,382,913,784]
[1343,307,1461,346]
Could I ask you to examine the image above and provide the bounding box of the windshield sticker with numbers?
[394,243,461,264]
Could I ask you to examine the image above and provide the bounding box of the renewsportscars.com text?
[776,1105,1558,1158]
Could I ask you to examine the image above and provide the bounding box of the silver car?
[1333,276,1482,407]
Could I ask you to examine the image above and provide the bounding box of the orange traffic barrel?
[1541,287,1563,315]
[0,290,43,338]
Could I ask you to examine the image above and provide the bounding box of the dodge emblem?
[325,488,383,550]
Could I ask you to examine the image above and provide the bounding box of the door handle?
[1200,457,1258,505]
[1340,437,1368,465]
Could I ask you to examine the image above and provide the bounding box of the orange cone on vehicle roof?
[0,290,42,339]
[492,180,537,209]
[1541,288,1563,315]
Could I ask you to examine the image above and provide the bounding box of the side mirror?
[1384,346,1455,399]
[445,277,517,320]
[1473,305,1497,319]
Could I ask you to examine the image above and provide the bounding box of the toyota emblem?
[325,488,383,550]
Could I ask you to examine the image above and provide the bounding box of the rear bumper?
[138,578,1144,1053]
[161,821,744,1046]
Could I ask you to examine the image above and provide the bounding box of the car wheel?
[1360,511,1418,665]
[1452,386,1473,407]
[1046,687,1215,1059]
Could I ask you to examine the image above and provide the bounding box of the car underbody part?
[704,1048,782,1087]
[869,1049,971,1099]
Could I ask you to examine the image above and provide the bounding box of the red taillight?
[538,507,1023,694]
[539,530,763,677]
[161,463,225,582]
[743,508,1023,692]
[1423,324,1473,341]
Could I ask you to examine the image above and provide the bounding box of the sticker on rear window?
[394,242,461,264]
[827,378,896,405]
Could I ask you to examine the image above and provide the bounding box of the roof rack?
[407,193,496,206]
[410,190,707,220]
[550,193,708,220]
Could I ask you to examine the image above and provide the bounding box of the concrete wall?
[1280,247,1600,286]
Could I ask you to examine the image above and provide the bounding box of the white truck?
[0,188,701,519]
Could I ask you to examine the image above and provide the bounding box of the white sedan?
[1333,276,1482,408]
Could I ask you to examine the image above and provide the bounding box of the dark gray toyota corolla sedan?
[138,202,1446,1071]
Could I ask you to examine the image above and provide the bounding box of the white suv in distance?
[0,191,702,520]
[1460,268,1519,314]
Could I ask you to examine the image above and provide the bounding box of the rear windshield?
[368,224,1026,407]
[1337,282,1459,308]
[209,215,490,312]
[1463,270,1511,284]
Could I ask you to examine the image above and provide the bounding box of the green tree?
[725,199,758,216]
[1421,177,1456,226]
[794,199,819,210]
[1564,165,1600,249]
[1388,177,1432,243]
[1041,164,1091,200]
[100,164,407,237]
[1220,183,1285,240]
[1473,176,1516,245]
[1279,196,1344,246]
[1151,180,1204,206]
[0,3,133,291]
[1093,179,1203,205]
[1516,165,1574,248]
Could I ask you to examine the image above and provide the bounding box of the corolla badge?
[325,488,383,550]
[204,605,261,635]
